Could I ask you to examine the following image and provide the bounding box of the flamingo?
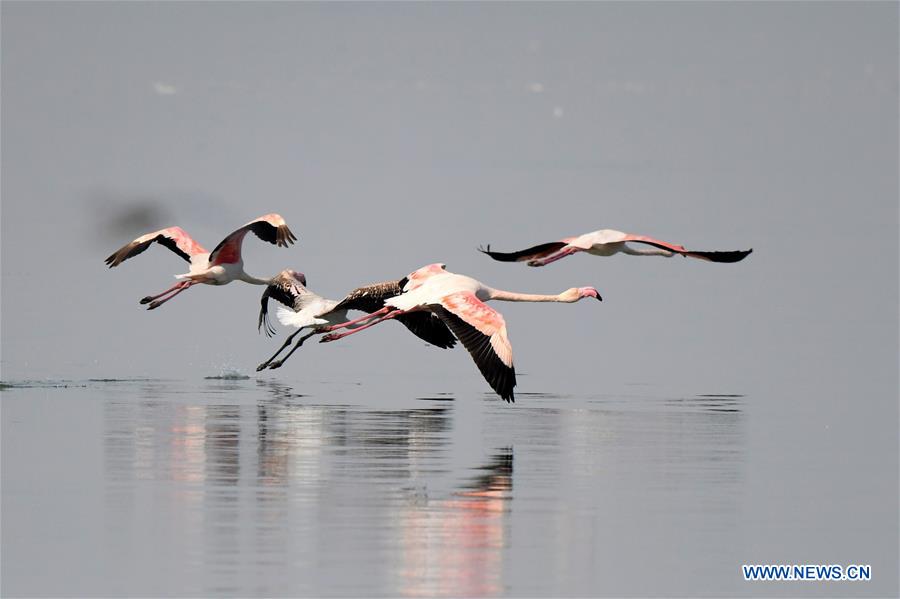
[105,214,297,309]
[255,270,457,371]
[318,264,602,402]
[479,229,752,267]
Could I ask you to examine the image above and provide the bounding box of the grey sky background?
[0,3,894,387]
[2,2,897,595]
[2,2,896,396]
[2,3,897,388]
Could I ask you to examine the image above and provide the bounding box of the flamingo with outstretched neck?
[480,228,752,267]
[105,213,296,309]
[319,263,602,402]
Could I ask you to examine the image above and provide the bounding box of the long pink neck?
[240,272,271,285]
[486,288,574,303]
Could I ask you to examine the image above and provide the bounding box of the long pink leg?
[140,281,189,305]
[319,307,393,332]
[147,281,195,310]
[320,310,405,343]
[527,247,580,267]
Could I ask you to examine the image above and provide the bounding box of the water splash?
[204,367,251,381]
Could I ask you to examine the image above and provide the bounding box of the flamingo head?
[577,287,602,302]
[558,287,602,302]
[286,270,307,286]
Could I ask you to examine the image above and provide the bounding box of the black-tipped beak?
[596,294,603,301]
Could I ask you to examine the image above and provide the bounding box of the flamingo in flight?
[479,229,752,267]
[105,213,297,309]
[255,269,456,371]
[318,263,602,402]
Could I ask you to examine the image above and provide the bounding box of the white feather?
[276,305,307,328]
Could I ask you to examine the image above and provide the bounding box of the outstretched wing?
[209,213,297,266]
[332,279,406,313]
[331,278,456,349]
[431,292,516,402]
[395,312,457,349]
[258,270,308,336]
[105,226,206,268]
[478,242,568,263]
[623,234,752,263]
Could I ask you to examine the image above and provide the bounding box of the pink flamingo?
[255,269,456,371]
[479,228,752,267]
[319,264,602,402]
[105,213,297,309]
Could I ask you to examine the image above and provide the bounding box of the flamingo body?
[320,264,602,402]
[105,214,297,309]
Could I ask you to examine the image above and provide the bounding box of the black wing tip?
[495,368,516,402]
[104,247,129,268]
[432,306,516,402]
[489,356,516,401]
[496,373,516,403]
[688,248,753,263]
[276,224,298,248]
[104,241,136,267]
[480,241,568,263]
[258,288,277,337]
[477,244,519,262]
[259,315,276,337]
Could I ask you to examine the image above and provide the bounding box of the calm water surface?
[1,377,894,597]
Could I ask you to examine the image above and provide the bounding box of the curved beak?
[583,287,602,301]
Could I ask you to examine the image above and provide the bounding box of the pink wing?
[623,233,752,263]
[621,233,687,253]
[432,291,516,402]
[209,213,297,266]
[105,226,206,267]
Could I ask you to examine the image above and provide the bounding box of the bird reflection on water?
[398,448,513,597]
[93,378,748,596]
[102,379,515,596]
[0,376,750,595]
